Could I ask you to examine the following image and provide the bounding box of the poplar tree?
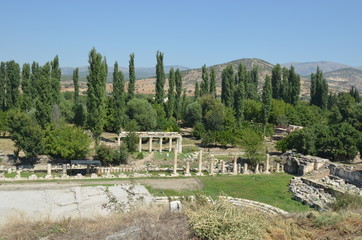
[310,67,328,109]
[21,63,31,111]
[50,55,61,105]
[194,81,200,100]
[175,68,183,119]
[6,61,21,109]
[0,62,6,110]
[271,64,282,99]
[73,68,79,103]
[209,68,216,97]
[128,53,136,100]
[234,77,245,127]
[201,65,209,96]
[155,51,165,104]
[249,66,259,100]
[288,66,300,105]
[167,68,175,118]
[281,67,289,103]
[350,86,360,103]
[112,61,125,132]
[262,75,272,134]
[31,62,40,100]
[221,65,234,107]
[86,48,107,141]
[35,63,52,128]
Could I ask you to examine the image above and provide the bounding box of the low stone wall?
[329,164,362,187]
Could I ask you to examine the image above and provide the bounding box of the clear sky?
[0,0,361,68]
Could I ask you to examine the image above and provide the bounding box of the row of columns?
[135,137,182,153]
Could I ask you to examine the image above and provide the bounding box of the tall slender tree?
[221,65,234,107]
[262,75,272,134]
[21,63,31,111]
[73,68,79,103]
[112,61,125,132]
[167,68,175,118]
[310,67,328,109]
[350,86,360,103]
[86,48,107,141]
[5,61,21,109]
[271,64,282,99]
[234,77,245,127]
[30,62,40,100]
[201,65,209,96]
[35,63,52,128]
[175,68,183,119]
[155,51,165,104]
[194,81,200,100]
[50,55,61,105]
[0,62,6,110]
[281,67,289,103]
[128,53,136,100]
[209,68,216,97]
[288,66,300,105]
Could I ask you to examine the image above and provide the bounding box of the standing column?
[197,150,203,175]
[210,160,214,175]
[243,163,249,174]
[185,161,191,176]
[255,163,260,174]
[276,163,280,172]
[233,156,238,175]
[138,137,142,152]
[62,164,67,175]
[178,137,183,153]
[159,138,163,152]
[221,160,225,174]
[169,138,173,152]
[47,163,51,176]
[264,154,270,174]
[149,137,153,152]
[117,136,121,146]
[172,148,179,176]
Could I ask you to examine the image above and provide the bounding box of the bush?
[186,199,268,240]
[96,144,128,166]
[136,152,144,159]
[43,125,90,159]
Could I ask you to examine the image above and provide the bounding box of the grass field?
[147,173,310,213]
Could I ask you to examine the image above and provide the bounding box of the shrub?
[96,144,128,166]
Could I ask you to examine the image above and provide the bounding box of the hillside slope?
[281,61,350,76]
[324,68,362,92]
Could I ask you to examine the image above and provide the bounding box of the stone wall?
[329,164,362,187]
[282,151,329,176]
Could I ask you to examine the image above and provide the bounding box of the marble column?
[197,150,203,175]
[276,163,280,172]
[221,160,226,174]
[159,138,163,152]
[172,148,179,176]
[138,137,142,152]
[210,160,214,175]
[169,138,173,152]
[243,163,249,174]
[264,154,270,174]
[281,164,284,172]
[178,137,182,153]
[185,161,191,176]
[255,163,260,174]
[47,163,51,175]
[62,164,67,175]
[233,156,238,175]
[117,136,121,146]
[237,163,241,173]
[149,137,153,152]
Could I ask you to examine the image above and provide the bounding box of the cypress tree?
[350,86,360,103]
[86,48,107,141]
[288,66,300,105]
[167,68,175,118]
[155,51,165,104]
[221,65,234,107]
[175,68,183,119]
[128,53,136,100]
[6,61,21,109]
[73,68,79,103]
[194,81,200,100]
[112,61,125,132]
[271,64,282,99]
[50,55,61,105]
[209,68,216,97]
[201,65,209,96]
[281,67,289,103]
[35,63,52,128]
[237,64,248,86]
[234,77,245,127]
[21,63,32,111]
[31,62,40,100]
[249,66,259,100]
[262,75,272,134]
[0,62,6,110]
[310,67,329,109]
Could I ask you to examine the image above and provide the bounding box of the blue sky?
[0,0,361,68]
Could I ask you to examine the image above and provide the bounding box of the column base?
[195,172,203,176]
[171,173,179,177]
[263,171,270,174]
[184,173,191,177]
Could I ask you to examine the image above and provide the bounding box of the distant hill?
[60,65,190,82]
[281,61,351,76]
[323,68,362,92]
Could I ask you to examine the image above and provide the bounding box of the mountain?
[323,68,362,92]
[281,61,350,76]
[60,65,190,82]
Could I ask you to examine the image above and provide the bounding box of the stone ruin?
[282,151,330,176]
